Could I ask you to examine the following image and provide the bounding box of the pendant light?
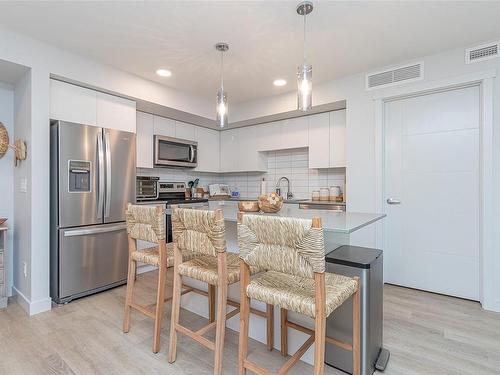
[296,1,313,111]
[215,42,229,128]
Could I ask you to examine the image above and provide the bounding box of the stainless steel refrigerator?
[50,121,136,304]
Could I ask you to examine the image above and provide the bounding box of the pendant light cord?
[303,10,307,63]
[220,50,224,91]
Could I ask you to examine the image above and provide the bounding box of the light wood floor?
[1,270,499,375]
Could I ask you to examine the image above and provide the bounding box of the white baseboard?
[12,286,52,316]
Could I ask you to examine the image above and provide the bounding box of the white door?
[384,85,480,300]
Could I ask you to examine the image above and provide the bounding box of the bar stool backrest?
[172,207,226,257]
[125,203,165,244]
[238,214,325,278]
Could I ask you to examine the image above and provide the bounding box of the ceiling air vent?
[466,41,499,64]
[366,62,423,90]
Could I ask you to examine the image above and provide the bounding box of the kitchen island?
[179,200,386,365]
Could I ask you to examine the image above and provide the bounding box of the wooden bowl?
[0,218,7,225]
[238,201,260,212]
[258,193,283,213]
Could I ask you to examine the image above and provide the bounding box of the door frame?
[373,69,496,311]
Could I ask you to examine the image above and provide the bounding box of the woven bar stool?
[122,203,200,353]
[168,207,273,375]
[237,213,360,375]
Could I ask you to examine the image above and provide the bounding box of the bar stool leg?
[209,285,216,323]
[168,245,182,363]
[239,261,251,375]
[152,259,167,353]
[280,308,288,356]
[213,252,228,375]
[266,304,274,351]
[313,273,326,375]
[123,241,136,333]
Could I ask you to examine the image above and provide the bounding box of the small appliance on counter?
[136,176,159,200]
[208,183,231,198]
[325,245,389,375]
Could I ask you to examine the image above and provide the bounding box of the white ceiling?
[0,1,499,103]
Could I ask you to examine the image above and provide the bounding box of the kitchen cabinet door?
[238,126,266,172]
[195,126,220,172]
[175,121,196,141]
[330,109,346,168]
[308,112,330,168]
[256,121,281,151]
[96,92,136,132]
[136,112,154,168]
[153,115,175,137]
[281,116,308,149]
[220,129,238,172]
[50,80,97,126]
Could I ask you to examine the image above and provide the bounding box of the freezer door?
[104,128,136,223]
[58,223,128,300]
[57,122,104,227]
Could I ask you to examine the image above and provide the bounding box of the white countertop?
[208,201,385,234]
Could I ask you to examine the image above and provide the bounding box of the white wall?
[0,82,14,296]
[0,29,214,315]
[232,42,500,311]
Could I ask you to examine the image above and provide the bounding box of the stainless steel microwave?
[154,135,198,168]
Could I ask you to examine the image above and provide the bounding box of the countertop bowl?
[238,201,260,212]
[258,193,284,213]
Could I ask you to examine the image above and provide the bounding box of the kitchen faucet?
[275,176,293,200]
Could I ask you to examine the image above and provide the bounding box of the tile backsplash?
[138,148,345,200]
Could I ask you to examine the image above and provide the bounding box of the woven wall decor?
[0,122,8,158]
[0,121,27,166]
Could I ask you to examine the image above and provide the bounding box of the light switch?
[20,178,27,193]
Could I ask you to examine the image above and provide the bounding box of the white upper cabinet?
[136,112,154,169]
[96,91,136,132]
[175,121,196,141]
[330,109,346,168]
[220,129,238,172]
[308,112,330,168]
[50,80,136,133]
[153,115,175,137]
[195,126,220,173]
[257,121,282,151]
[281,117,308,149]
[50,80,97,125]
[238,126,266,172]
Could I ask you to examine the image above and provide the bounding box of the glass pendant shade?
[216,89,228,128]
[297,64,312,111]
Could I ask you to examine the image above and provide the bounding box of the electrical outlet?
[20,178,27,193]
[22,262,27,278]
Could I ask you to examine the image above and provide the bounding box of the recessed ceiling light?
[273,79,287,87]
[156,69,172,77]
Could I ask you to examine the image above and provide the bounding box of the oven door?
[154,135,197,168]
[166,202,209,243]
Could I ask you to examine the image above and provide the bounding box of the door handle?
[105,131,111,218]
[386,198,401,205]
[64,223,127,237]
[97,134,104,217]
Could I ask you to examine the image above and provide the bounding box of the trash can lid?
[325,245,382,269]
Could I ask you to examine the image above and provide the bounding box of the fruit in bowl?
[238,201,260,212]
[258,193,284,213]
[0,218,7,225]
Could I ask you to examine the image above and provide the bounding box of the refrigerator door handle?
[104,131,112,218]
[63,223,127,237]
[97,133,105,218]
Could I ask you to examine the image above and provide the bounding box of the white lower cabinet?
[136,112,154,168]
[195,126,220,172]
